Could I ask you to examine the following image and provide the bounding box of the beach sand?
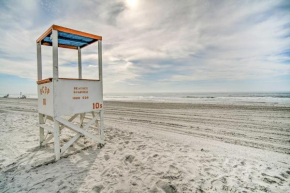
[0,98,289,192]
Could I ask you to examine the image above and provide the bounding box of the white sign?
[38,79,103,117]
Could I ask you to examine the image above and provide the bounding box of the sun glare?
[126,0,138,8]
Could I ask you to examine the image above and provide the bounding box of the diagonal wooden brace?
[42,134,54,145]
[60,114,79,130]
[61,133,81,154]
[83,115,99,130]
[60,115,98,154]
[55,117,104,144]
[91,112,99,127]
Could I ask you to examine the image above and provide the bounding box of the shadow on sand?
[0,137,103,193]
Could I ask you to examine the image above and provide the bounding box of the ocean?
[104,92,290,105]
[1,92,290,105]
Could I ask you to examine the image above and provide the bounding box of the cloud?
[0,0,289,92]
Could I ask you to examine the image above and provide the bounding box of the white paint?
[39,113,44,146]
[54,120,60,160]
[37,28,104,161]
[37,82,54,117]
[37,43,42,80]
[53,79,103,117]
[78,47,82,79]
[52,29,58,79]
[39,124,54,133]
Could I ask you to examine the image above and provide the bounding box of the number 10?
[93,103,103,109]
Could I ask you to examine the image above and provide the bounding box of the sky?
[0,0,290,95]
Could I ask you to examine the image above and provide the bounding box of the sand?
[0,98,289,192]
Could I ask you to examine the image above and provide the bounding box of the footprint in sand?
[124,155,135,164]
[261,173,286,185]
[280,171,289,179]
[163,165,181,180]
[210,176,229,192]
[104,155,110,161]
[91,185,104,193]
[137,144,147,150]
[154,180,178,193]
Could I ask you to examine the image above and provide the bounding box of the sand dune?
[0,98,289,192]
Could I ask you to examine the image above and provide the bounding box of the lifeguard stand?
[36,25,104,160]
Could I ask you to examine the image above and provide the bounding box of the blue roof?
[42,31,96,48]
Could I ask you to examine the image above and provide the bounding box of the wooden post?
[37,43,42,80]
[100,111,104,141]
[52,29,58,80]
[54,120,60,160]
[39,114,45,146]
[52,29,60,160]
[78,47,82,79]
[98,40,102,84]
[91,112,99,129]
[37,43,44,146]
[80,113,85,128]
[98,40,104,142]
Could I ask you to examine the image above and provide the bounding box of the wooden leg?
[100,110,104,142]
[39,113,45,147]
[91,112,99,129]
[80,113,85,128]
[54,120,60,161]
[80,113,85,143]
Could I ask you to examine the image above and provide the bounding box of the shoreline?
[1,97,290,107]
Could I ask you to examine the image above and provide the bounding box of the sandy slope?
[0,98,289,193]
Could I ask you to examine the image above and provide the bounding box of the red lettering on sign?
[40,86,50,95]
[93,103,103,109]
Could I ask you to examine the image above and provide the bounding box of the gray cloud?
[0,0,289,92]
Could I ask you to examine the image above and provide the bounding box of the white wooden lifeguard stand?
[36,25,104,160]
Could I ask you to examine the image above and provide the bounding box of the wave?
[185,96,216,98]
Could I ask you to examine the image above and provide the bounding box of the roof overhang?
[36,25,102,49]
